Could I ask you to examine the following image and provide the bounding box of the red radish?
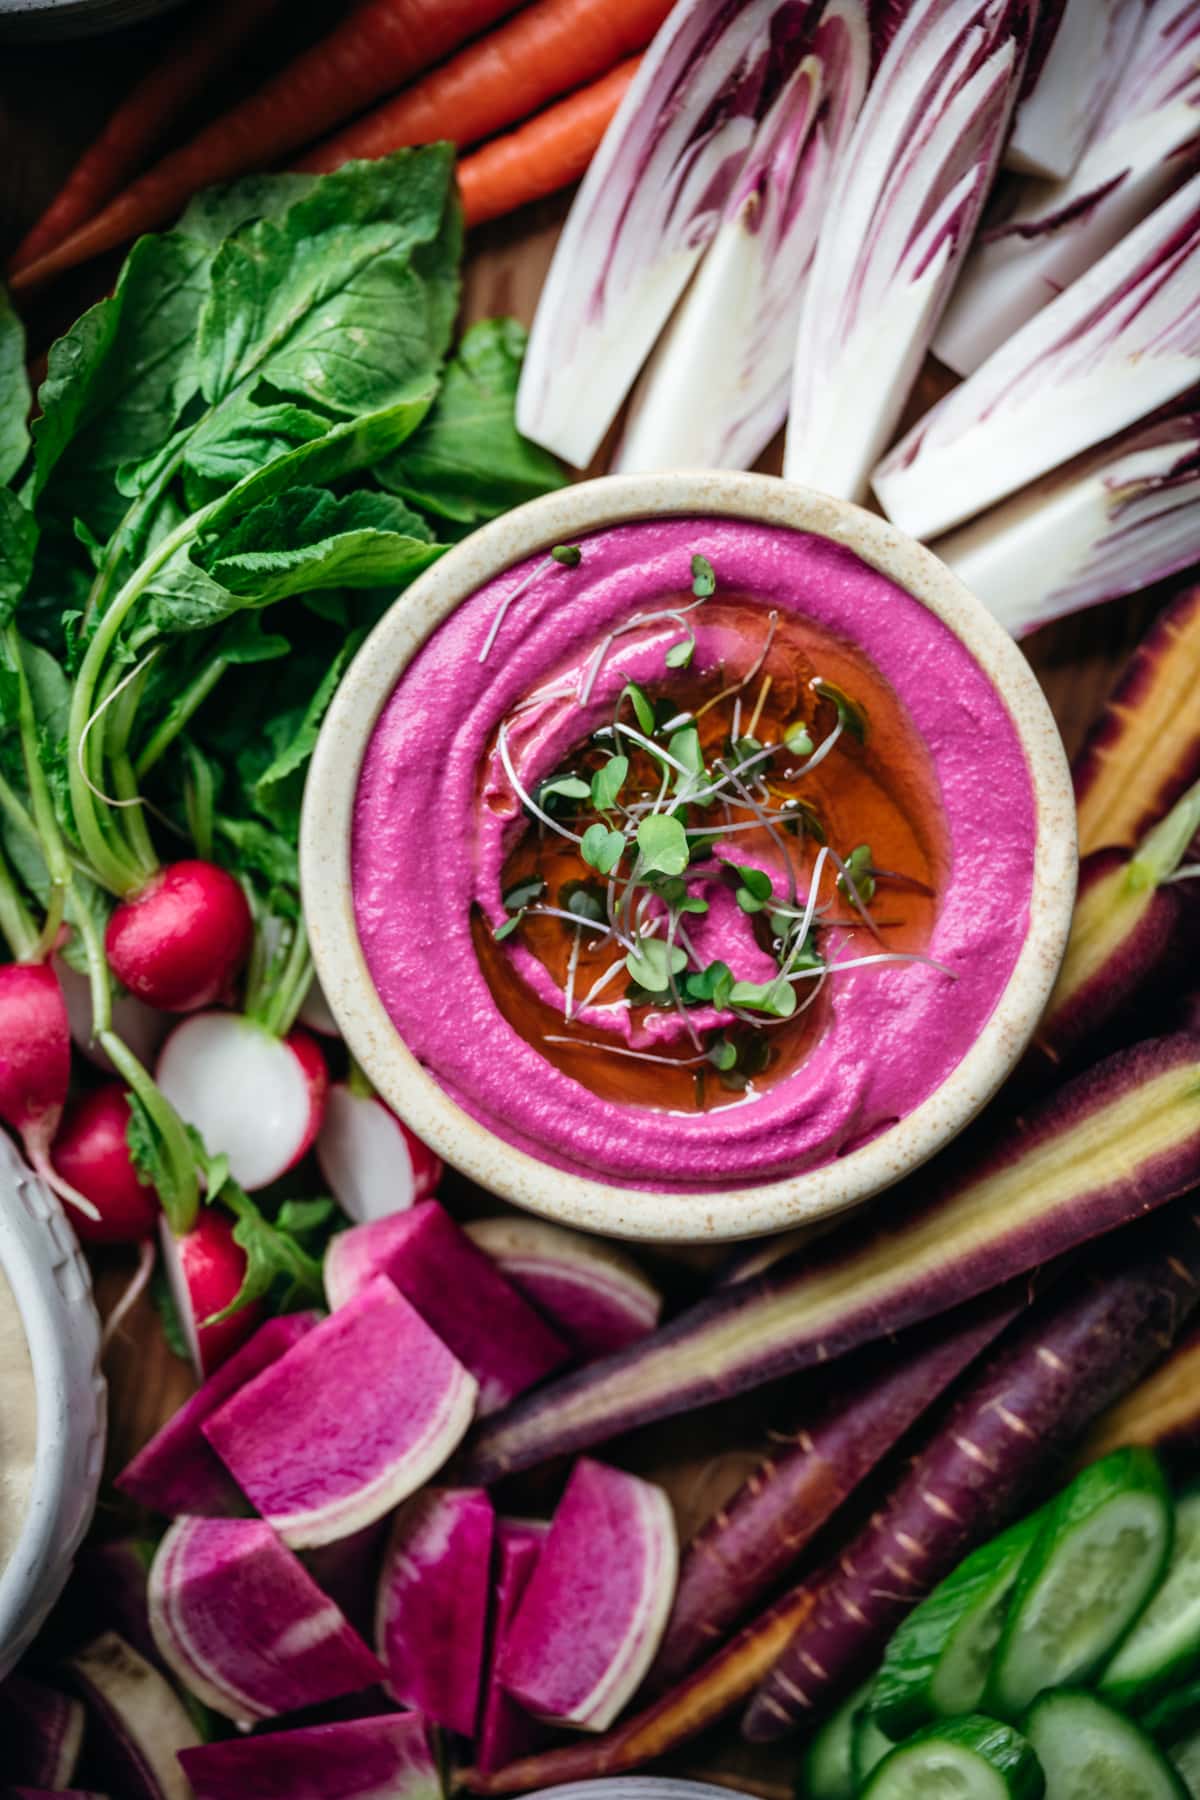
[105,861,252,1014]
[324,1202,569,1413]
[0,960,98,1220]
[179,1713,440,1800]
[148,1517,383,1725]
[117,1312,320,1516]
[478,1521,552,1775]
[498,1458,678,1731]
[158,1207,265,1379]
[375,1488,494,1734]
[156,1015,326,1190]
[0,1673,84,1788]
[54,954,167,1074]
[202,1275,477,1547]
[465,1216,662,1359]
[316,1083,440,1223]
[66,1633,199,1800]
[51,1085,157,1245]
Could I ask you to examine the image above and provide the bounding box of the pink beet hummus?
[353,518,1036,1189]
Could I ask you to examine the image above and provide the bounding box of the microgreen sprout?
[481,546,584,663]
[691,553,717,597]
[722,860,773,914]
[618,681,655,735]
[551,544,583,567]
[581,823,625,875]
[537,773,591,810]
[636,814,689,877]
[561,879,607,923]
[493,875,546,941]
[708,1038,738,1072]
[812,677,868,743]
[785,721,814,756]
[590,755,628,812]
[666,635,695,669]
[838,844,877,906]
[624,937,688,993]
[685,960,734,1010]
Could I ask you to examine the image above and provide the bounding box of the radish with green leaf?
[465,1216,662,1359]
[179,1713,440,1800]
[316,1078,440,1223]
[66,1633,199,1800]
[0,963,98,1220]
[375,1487,494,1734]
[157,1206,266,1378]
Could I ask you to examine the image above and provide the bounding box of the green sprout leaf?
[685,960,734,1010]
[562,879,607,922]
[625,937,688,993]
[551,543,582,567]
[691,553,716,598]
[581,823,625,876]
[678,894,709,915]
[813,677,868,743]
[618,681,655,736]
[666,634,695,670]
[784,720,813,756]
[708,1038,737,1072]
[538,773,590,807]
[838,844,876,905]
[722,860,773,913]
[668,724,704,795]
[781,800,826,843]
[728,977,797,1019]
[493,913,523,941]
[636,814,689,877]
[591,754,628,812]
[503,876,545,912]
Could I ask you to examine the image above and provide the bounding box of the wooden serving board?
[0,17,1170,1794]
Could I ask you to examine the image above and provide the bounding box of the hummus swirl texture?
[353,519,1036,1188]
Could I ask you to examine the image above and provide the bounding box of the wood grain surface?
[0,14,1174,1791]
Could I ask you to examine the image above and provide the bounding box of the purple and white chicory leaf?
[874,170,1200,538]
[516,0,823,468]
[1004,0,1145,181]
[938,0,1200,374]
[936,409,1200,635]
[782,0,1037,502]
[613,0,870,473]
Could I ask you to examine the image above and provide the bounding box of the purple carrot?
[742,1202,1200,1741]
[460,1035,1200,1486]
[649,1289,1023,1688]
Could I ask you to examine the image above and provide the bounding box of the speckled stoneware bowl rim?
[301,472,1076,1244]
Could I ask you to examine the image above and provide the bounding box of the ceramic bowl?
[301,472,1076,1243]
[0,0,183,40]
[0,1134,105,1678]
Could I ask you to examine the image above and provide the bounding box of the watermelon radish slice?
[498,1459,678,1731]
[147,1517,383,1724]
[324,1202,569,1414]
[67,1634,199,1800]
[0,1674,84,1787]
[477,1520,553,1775]
[202,1275,477,1546]
[179,1713,440,1800]
[117,1312,320,1516]
[465,1218,662,1359]
[375,1488,494,1735]
[316,1084,441,1223]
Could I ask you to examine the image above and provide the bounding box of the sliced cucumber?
[985,1447,1172,1715]
[870,1509,1043,1736]
[1145,1679,1200,1741]
[851,1705,894,1787]
[797,1681,871,1800]
[1024,1690,1186,1800]
[861,1714,1043,1800]
[1168,1728,1200,1800]
[1101,1485,1200,1706]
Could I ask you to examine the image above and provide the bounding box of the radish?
[298,969,340,1038]
[155,1013,327,1191]
[178,1713,440,1800]
[324,1202,569,1414]
[0,1674,84,1788]
[498,1458,678,1732]
[54,954,167,1074]
[104,860,252,1014]
[465,1217,662,1359]
[375,1487,494,1734]
[158,1206,265,1379]
[66,1633,199,1800]
[117,1311,320,1515]
[316,1082,440,1224]
[52,1085,157,1244]
[478,1521,552,1775]
[0,961,98,1220]
[202,1274,477,1547]
[147,1517,384,1725]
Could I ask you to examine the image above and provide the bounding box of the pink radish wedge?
[498,1459,678,1731]
[158,1207,265,1378]
[478,1520,552,1775]
[105,861,252,1013]
[466,1217,662,1359]
[0,961,98,1219]
[156,1015,327,1190]
[147,1517,383,1725]
[0,1674,84,1788]
[202,1275,477,1547]
[375,1488,494,1734]
[67,1633,199,1800]
[179,1713,440,1800]
[316,1083,441,1223]
[117,1312,320,1515]
[324,1202,568,1415]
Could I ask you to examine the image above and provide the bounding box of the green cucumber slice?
[797,1681,871,1800]
[861,1714,1043,1800]
[1145,1679,1200,1741]
[1024,1690,1186,1800]
[1168,1729,1200,1800]
[1101,1485,1200,1706]
[870,1509,1043,1736]
[985,1448,1172,1715]
[851,1706,894,1787]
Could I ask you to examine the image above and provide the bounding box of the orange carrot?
[10,0,522,293]
[458,56,641,230]
[8,0,284,274]
[297,0,672,174]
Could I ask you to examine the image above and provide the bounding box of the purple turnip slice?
[0,1674,84,1788]
[498,1459,678,1731]
[202,1274,477,1546]
[375,1487,494,1735]
[65,1634,199,1800]
[315,1082,441,1223]
[147,1516,383,1725]
[178,1713,440,1800]
[117,1311,321,1516]
[323,1202,568,1414]
[464,1217,662,1359]
[477,1520,552,1774]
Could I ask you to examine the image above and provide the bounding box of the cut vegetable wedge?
[862,1714,1044,1800]
[985,1448,1173,1716]
[1169,1728,1200,1799]
[852,1707,895,1786]
[1101,1484,1200,1707]
[799,1680,872,1800]
[1082,1324,1200,1468]
[1024,1690,1187,1800]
